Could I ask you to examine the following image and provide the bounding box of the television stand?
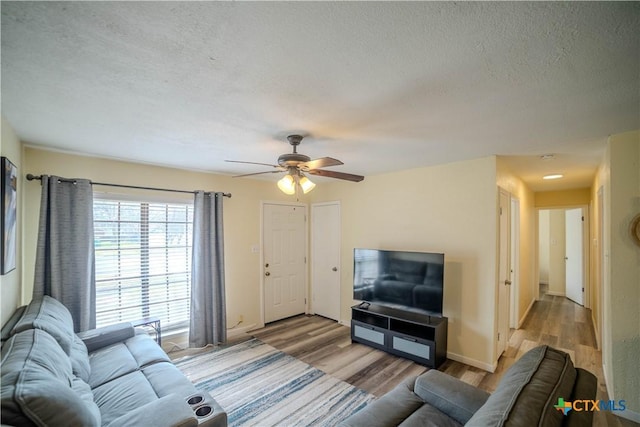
[351,303,448,368]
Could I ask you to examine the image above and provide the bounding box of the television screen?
[353,248,444,316]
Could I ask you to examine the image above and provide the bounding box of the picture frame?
[1,156,17,274]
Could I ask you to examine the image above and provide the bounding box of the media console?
[351,303,448,368]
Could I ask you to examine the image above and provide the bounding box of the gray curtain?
[33,175,96,332]
[189,191,227,347]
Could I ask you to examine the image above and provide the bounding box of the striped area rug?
[176,338,375,426]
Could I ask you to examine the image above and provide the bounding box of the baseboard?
[518,298,536,328]
[544,290,565,297]
[227,323,258,338]
[447,351,497,373]
[591,311,601,350]
[600,367,640,423]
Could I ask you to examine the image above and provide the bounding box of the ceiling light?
[299,176,316,194]
[543,174,563,180]
[540,154,555,161]
[277,174,296,195]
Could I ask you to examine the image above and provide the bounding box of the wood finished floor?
[252,290,638,427]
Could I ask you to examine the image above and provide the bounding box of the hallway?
[496,289,637,426]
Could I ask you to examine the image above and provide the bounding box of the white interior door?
[497,190,511,356]
[565,208,584,305]
[263,203,307,323]
[311,202,341,321]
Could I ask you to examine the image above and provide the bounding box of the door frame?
[510,197,520,329]
[310,201,341,321]
[496,188,511,358]
[260,200,309,328]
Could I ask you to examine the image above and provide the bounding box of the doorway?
[262,202,307,323]
[537,207,588,306]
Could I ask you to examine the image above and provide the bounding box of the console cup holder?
[195,405,213,418]
[186,394,204,406]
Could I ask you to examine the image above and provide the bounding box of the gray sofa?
[1,296,226,427]
[340,345,597,427]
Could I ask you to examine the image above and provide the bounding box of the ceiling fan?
[226,135,364,195]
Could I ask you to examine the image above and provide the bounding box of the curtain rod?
[26,174,232,198]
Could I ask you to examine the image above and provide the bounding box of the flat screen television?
[353,248,444,316]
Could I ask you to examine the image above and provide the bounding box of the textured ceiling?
[2,2,639,191]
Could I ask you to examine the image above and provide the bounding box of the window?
[94,197,193,332]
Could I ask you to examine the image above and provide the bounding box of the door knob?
[505,280,512,286]
[332,267,338,272]
[265,272,270,276]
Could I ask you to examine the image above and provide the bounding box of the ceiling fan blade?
[299,157,343,170]
[225,160,280,168]
[232,170,283,178]
[308,169,365,182]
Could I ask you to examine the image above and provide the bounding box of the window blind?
[94,198,193,332]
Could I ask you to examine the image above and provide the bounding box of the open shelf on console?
[351,308,389,329]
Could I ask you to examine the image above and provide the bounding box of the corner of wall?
[1,116,23,325]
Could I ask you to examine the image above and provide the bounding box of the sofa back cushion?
[11,296,76,355]
[1,329,101,426]
[70,334,92,382]
[466,346,576,427]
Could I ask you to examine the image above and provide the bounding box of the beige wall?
[310,156,499,370]
[21,147,298,334]
[538,210,550,285]
[496,158,537,327]
[598,130,640,419]
[0,118,23,325]
[590,164,605,349]
[535,188,591,208]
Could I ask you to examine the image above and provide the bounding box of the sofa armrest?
[76,322,135,352]
[414,370,490,425]
[338,376,424,427]
[565,368,598,427]
[104,394,198,427]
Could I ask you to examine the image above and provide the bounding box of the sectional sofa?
[339,345,597,427]
[1,296,226,427]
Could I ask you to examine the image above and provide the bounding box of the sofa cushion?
[0,329,101,427]
[466,346,576,427]
[414,369,489,425]
[398,403,462,427]
[125,333,172,366]
[339,376,425,427]
[11,295,76,355]
[88,333,171,388]
[142,362,200,398]
[92,370,160,426]
[88,341,141,388]
[71,334,91,382]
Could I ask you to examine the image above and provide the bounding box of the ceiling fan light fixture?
[299,175,316,194]
[277,174,296,195]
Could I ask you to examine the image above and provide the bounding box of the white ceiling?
[2,2,639,191]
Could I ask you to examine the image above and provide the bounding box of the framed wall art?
[1,156,17,274]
